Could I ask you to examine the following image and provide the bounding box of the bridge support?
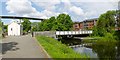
[67,35,73,38]
[54,35,58,40]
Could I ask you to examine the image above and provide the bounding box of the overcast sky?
[0,0,119,24]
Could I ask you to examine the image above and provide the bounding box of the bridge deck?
[33,30,93,38]
[55,30,93,35]
[0,16,44,20]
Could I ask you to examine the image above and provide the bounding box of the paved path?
[1,35,49,58]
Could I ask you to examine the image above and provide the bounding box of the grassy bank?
[83,33,118,43]
[0,28,2,39]
[36,36,88,59]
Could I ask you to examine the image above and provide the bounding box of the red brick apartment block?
[73,18,98,31]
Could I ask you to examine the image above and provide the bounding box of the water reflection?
[116,41,120,59]
[59,38,120,60]
[92,41,117,60]
[73,47,98,58]
[58,38,82,46]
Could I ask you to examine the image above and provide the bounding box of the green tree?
[93,10,116,36]
[22,19,31,33]
[48,16,56,30]
[31,22,39,31]
[114,10,120,40]
[54,14,73,31]
[0,20,2,32]
[116,10,120,28]
[0,20,2,27]
[3,25,8,32]
[38,14,73,31]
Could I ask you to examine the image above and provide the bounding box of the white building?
[8,21,23,36]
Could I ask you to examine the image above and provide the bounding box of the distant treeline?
[0,21,2,32]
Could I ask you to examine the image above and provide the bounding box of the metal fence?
[33,31,56,38]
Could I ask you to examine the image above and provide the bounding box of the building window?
[75,25,78,27]
[11,28,12,31]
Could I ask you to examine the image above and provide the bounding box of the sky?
[0,0,119,24]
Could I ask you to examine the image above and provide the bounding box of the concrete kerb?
[33,37,52,58]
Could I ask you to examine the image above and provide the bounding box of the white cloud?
[62,12,69,14]
[70,6,84,15]
[40,10,60,18]
[5,0,119,22]
[31,0,61,11]
[6,0,45,19]
[69,0,119,2]
[82,2,118,19]
[30,0,60,3]
[60,0,72,12]
[5,0,60,19]
[61,0,71,7]
[6,0,35,15]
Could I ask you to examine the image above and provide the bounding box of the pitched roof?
[8,21,21,26]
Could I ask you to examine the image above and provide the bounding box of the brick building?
[73,18,98,31]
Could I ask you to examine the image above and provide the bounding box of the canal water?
[58,38,120,60]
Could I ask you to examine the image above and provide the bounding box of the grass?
[0,28,2,39]
[84,32,117,43]
[36,36,89,60]
[82,39,97,43]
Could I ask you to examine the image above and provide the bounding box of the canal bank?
[59,37,120,60]
[35,35,120,60]
[36,36,88,59]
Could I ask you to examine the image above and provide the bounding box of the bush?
[93,33,117,45]
[114,31,120,40]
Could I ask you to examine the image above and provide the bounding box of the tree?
[54,14,73,31]
[116,10,120,28]
[37,14,73,31]
[22,19,31,33]
[93,10,116,36]
[3,25,8,32]
[114,10,120,40]
[0,20,2,32]
[0,20,2,27]
[31,22,39,31]
[48,16,56,30]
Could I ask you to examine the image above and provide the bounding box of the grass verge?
[0,28,2,39]
[36,36,88,59]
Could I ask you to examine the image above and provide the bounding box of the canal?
[58,38,120,60]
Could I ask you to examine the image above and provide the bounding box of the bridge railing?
[33,31,55,37]
[33,30,93,37]
[55,30,92,35]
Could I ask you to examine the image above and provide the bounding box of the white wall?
[8,22,22,36]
